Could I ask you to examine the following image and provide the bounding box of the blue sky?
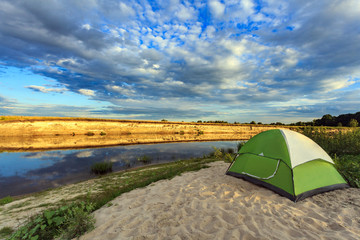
[0,0,359,123]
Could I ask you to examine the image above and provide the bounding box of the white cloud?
[176,4,197,21]
[208,0,225,18]
[81,24,91,30]
[78,89,95,96]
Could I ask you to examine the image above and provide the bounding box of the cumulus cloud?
[0,0,359,122]
[209,0,225,18]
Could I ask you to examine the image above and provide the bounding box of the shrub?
[9,202,94,240]
[349,119,359,127]
[100,132,106,136]
[85,132,95,136]
[91,161,113,174]
[212,147,234,163]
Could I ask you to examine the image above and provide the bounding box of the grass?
[300,127,360,155]
[299,127,360,188]
[8,155,218,239]
[8,202,94,240]
[0,227,14,239]
[90,161,113,175]
[0,196,13,205]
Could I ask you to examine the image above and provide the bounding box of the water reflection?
[0,141,238,197]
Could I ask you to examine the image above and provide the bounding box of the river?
[0,141,240,198]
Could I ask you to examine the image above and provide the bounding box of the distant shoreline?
[0,117,291,151]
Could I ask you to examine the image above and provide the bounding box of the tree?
[349,119,359,127]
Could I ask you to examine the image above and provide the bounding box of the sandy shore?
[80,161,360,240]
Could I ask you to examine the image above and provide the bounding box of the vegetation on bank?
[5,155,219,239]
[2,127,360,239]
[299,127,360,187]
[90,161,113,175]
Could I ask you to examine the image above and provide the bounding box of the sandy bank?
[81,161,360,240]
[0,118,288,150]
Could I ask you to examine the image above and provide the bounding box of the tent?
[226,129,348,202]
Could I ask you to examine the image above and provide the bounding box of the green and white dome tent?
[226,129,348,202]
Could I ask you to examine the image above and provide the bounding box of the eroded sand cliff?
[0,118,290,150]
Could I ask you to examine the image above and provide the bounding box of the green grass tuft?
[0,227,14,238]
[8,201,94,240]
[91,161,113,175]
[0,196,13,205]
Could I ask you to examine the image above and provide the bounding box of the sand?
[0,118,286,150]
[80,161,360,240]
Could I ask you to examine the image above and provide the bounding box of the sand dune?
[80,161,360,240]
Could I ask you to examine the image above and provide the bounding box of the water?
[0,141,239,197]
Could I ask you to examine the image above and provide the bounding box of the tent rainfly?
[226,129,348,202]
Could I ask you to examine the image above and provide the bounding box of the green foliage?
[0,227,14,238]
[100,131,107,136]
[300,127,360,188]
[294,111,360,126]
[85,132,95,136]
[212,147,234,163]
[300,127,360,155]
[9,201,94,240]
[333,155,360,188]
[91,161,113,174]
[137,155,152,164]
[0,196,13,205]
[349,119,359,127]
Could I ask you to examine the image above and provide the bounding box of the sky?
[0,0,359,123]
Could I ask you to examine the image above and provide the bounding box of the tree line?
[195,111,360,127]
[289,112,360,127]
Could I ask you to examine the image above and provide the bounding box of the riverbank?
[0,156,218,238]
[0,117,289,151]
[2,157,360,239]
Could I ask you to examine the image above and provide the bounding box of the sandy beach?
[80,161,360,240]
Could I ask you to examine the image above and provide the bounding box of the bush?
[212,147,234,163]
[9,202,94,240]
[91,161,113,174]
